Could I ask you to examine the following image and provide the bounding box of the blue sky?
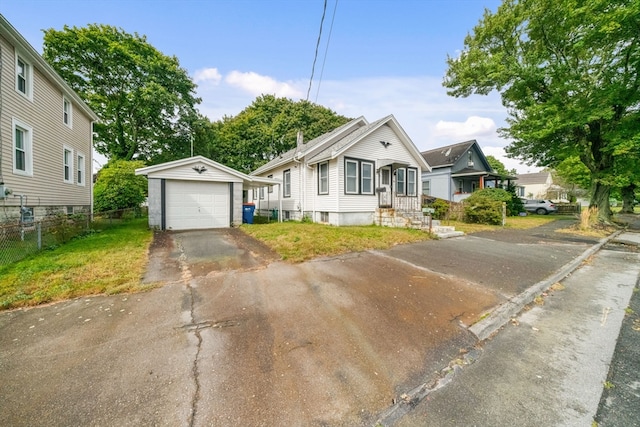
[2,0,538,173]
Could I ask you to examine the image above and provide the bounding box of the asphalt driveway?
[0,220,604,426]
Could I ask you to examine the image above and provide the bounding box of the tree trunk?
[590,181,612,223]
[621,184,636,214]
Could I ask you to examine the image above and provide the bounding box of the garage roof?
[135,156,280,188]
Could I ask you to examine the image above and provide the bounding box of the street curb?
[469,230,624,341]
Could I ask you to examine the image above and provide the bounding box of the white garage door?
[166,180,230,230]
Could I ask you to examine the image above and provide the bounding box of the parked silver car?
[521,199,558,215]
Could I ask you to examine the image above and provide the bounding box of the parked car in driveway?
[521,199,558,215]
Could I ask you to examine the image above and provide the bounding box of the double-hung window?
[63,146,73,183]
[15,54,33,100]
[318,162,329,194]
[267,174,273,193]
[345,158,374,195]
[283,169,291,197]
[13,118,33,176]
[77,153,86,186]
[63,97,73,128]
[345,160,358,194]
[407,168,417,196]
[396,168,406,195]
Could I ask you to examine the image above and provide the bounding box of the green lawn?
[241,221,433,263]
[0,218,154,310]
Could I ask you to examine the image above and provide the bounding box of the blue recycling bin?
[242,203,256,224]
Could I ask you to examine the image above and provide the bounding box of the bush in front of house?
[431,198,451,220]
[463,188,523,224]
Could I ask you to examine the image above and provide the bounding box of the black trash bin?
[242,203,256,224]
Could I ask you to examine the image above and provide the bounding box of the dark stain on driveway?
[143,228,280,283]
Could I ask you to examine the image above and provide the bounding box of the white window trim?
[361,161,374,195]
[15,51,33,101]
[12,118,33,176]
[345,159,359,194]
[77,152,86,186]
[396,168,406,195]
[63,145,74,184]
[63,96,73,128]
[318,162,329,195]
[407,168,417,196]
[283,169,291,198]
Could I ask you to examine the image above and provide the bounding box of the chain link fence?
[0,207,147,267]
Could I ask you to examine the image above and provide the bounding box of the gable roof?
[0,14,98,121]
[515,171,551,185]
[250,116,369,175]
[135,155,279,187]
[421,140,477,168]
[251,115,430,174]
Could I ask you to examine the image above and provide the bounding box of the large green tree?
[93,160,147,212]
[444,0,640,222]
[43,24,201,163]
[206,95,351,174]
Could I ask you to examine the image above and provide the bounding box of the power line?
[315,0,338,103]
[306,0,327,102]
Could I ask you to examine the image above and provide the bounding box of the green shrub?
[464,196,504,224]
[94,160,147,212]
[431,198,450,220]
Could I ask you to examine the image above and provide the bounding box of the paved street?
[0,220,637,426]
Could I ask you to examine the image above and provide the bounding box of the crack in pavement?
[176,239,202,427]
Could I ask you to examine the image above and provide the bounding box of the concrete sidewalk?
[393,234,640,426]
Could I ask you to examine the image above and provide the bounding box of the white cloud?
[482,145,540,175]
[225,71,303,98]
[193,67,222,86]
[434,116,497,140]
[195,73,527,171]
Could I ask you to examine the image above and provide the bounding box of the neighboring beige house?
[515,171,553,199]
[0,15,98,223]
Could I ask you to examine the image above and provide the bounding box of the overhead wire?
[305,0,328,103]
[315,0,338,103]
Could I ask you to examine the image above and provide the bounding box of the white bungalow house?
[248,115,431,227]
[515,171,554,199]
[421,140,515,202]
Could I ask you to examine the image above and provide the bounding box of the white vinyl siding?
[12,118,33,176]
[63,146,73,183]
[77,153,86,186]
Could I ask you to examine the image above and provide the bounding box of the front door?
[378,166,392,207]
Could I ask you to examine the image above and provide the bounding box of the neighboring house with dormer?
[421,140,515,202]
[0,14,98,223]
[515,171,553,199]
[249,115,431,227]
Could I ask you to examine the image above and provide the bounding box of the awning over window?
[377,159,409,170]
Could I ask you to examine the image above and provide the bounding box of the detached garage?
[136,156,280,230]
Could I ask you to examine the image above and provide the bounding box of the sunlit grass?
[442,214,560,234]
[241,222,432,263]
[0,218,154,310]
